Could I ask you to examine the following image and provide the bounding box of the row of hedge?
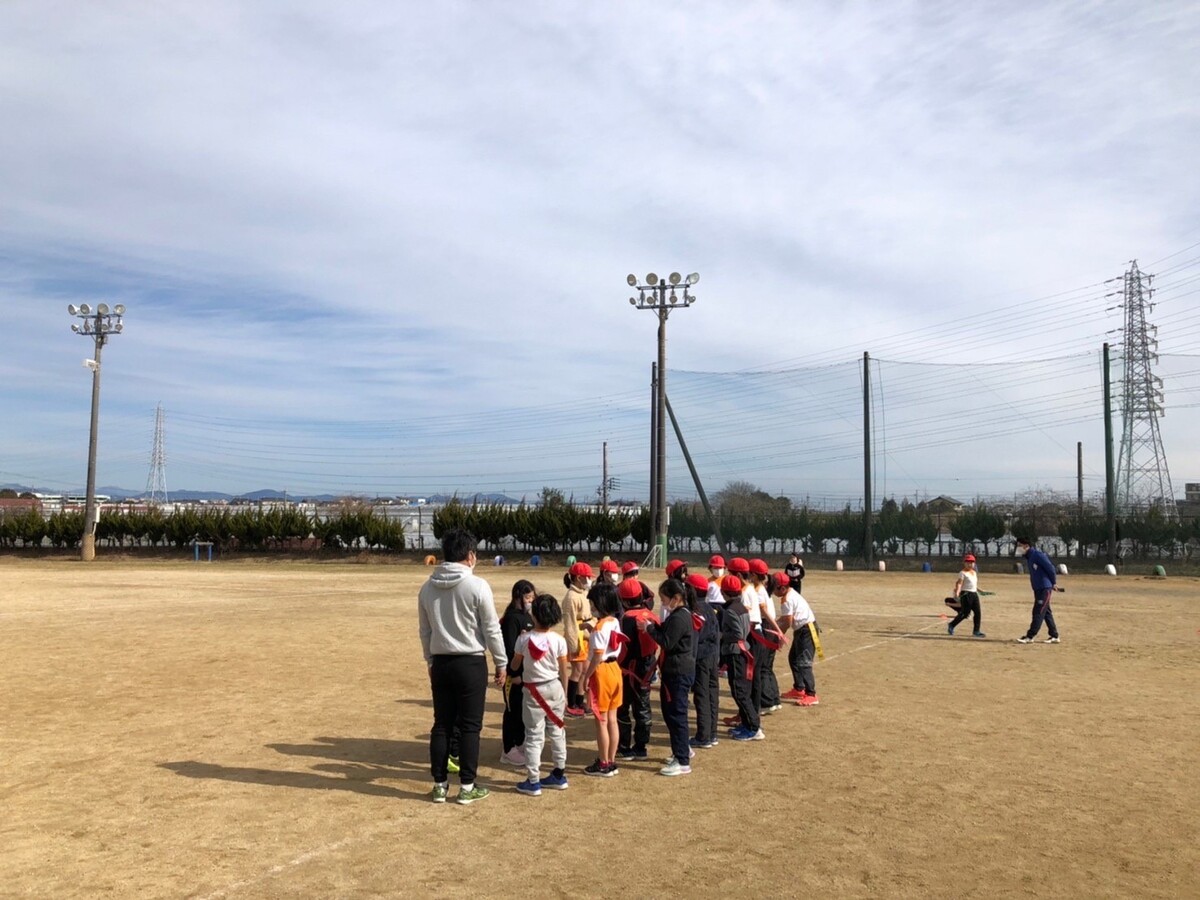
[0,505,405,551]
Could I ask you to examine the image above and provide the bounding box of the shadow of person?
[266,736,419,767]
[157,760,425,799]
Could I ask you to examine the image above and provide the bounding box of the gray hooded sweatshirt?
[418,562,507,669]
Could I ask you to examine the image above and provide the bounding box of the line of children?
[499,579,535,767]
[510,593,570,795]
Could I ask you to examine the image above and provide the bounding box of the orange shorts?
[571,629,588,663]
[589,660,623,715]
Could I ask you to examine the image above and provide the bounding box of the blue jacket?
[1025,547,1057,592]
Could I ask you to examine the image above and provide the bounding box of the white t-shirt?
[589,616,621,661]
[515,631,568,684]
[755,584,775,621]
[706,580,725,607]
[743,587,762,625]
[959,568,978,593]
[780,589,814,630]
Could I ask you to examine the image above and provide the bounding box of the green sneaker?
[430,783,448,803]
[447,755,460,774]
[456,785,490,806]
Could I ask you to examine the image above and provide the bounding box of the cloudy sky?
[3,1,1199,505]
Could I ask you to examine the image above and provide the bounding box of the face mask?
[582,578,594,590]
[711,568,725,578]
[1014,547,1026,557]
[608,572,620,584]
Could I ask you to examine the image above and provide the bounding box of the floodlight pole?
[68,303,126,561]
[626,272,698,566]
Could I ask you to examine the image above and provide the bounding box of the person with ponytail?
[637,578,697,776]
[499,579,536,767]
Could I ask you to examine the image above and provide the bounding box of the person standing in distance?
[784,553,805,594]
[419,528,508,805]
[1015,536,1062,644]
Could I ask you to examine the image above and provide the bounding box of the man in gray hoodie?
[418,528,508,805]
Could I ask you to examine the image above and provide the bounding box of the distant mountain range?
[1,484,521,504]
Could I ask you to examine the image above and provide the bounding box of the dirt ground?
[1,558,1197,899]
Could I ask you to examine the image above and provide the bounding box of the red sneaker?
[564,706,586,718]
[722,714,742,727]
[796,694,819,707]
[781,688,805,700]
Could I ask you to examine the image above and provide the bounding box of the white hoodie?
[418,562,507,668]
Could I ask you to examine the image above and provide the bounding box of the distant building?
[1186,483,1199,502]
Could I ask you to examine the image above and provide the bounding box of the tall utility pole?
[863,351,873,567]
[1103,343,1117,563]
[1114,261,1177,519]
[67,302,127,561]
[648,363,658,554]
[601,442,609,511]
[626,272,699,567]
[145,403,168,505]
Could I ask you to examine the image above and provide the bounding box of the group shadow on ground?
[158,694,522,801]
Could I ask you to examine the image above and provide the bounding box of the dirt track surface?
[2,559,1198,898]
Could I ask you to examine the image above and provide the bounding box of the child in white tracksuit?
[510,594,571,795]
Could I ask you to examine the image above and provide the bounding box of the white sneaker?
[1017,636,1035,644]
[662,747,697,764]
[500,747,526,767]
[1044,637,1061,644]
[659,759,692,776]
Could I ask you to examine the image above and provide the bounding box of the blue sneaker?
[729,726,750,740]
[541,769,569,790]
[515,778,542,796]
[947,623,955,635]
[973,631,986,638]
[733,728,764,742]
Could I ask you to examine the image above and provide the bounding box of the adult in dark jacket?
[638,578,697,776]
[784,554,805,593]
[1015,537,1062,644]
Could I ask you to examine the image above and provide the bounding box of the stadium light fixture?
[67,301,128,562]
[624,269,699,566]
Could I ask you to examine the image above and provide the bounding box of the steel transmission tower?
[145,403,169,504]
[1115,261,1177,519]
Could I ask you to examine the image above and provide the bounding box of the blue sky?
[2,1,1199,504]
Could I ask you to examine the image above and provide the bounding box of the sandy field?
[1,557,1197,899]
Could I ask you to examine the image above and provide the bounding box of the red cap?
[727,557,750,574]
[749,559,769,576]
[617,579,644,601]
[600,559,619,573]
[685,573,709,593]
[569,562,594,578]
[665,559,686,577]
[708,555,725,568]
[774,572,790,588]
[621,561,640,575]
[720,574,744,594]
[963,554,976,562]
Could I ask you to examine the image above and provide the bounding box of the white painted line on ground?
[821,620,944,663]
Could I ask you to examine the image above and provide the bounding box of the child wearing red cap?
[748,560,784,713]
[580,582,625,776]
[685,573,720,748]
[561,562,595,716]
[615,576,659,762]
[599,558,621,585]
[638,577,697,775]
[706,555,727,610]
[948,554,985,638]
[718,575,762,740]
[775,574,821,706]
